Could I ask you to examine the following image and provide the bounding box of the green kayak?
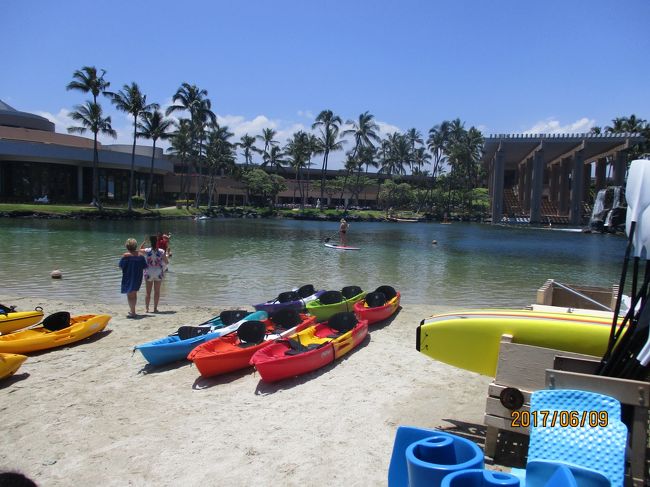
[306,286,367,322]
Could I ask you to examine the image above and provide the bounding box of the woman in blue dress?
[119,238,147,318]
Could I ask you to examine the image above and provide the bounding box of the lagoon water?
[0,218,626,309]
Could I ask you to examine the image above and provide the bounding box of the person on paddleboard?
[339,218,349,246]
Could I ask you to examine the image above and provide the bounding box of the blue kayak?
[134,310,268,366]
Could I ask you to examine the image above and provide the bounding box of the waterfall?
[589,189,607,227]
[604,186,621,228]
[590,186,626,232]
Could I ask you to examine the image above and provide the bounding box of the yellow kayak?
[0,314,111,354]
[0,308,44,335]
[0,353,28,380]
[417,308,615,377]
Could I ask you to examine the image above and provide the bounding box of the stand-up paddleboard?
[417,309,617,377]
[324,243,360,250]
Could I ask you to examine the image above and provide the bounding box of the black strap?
[0,303,16,315]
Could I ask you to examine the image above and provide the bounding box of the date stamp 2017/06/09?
[511,410,609,428]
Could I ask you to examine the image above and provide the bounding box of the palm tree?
[167,119,194,204]
[406,128,424,172]
[305,134,320,204]
[341,111,380,159]
[67,102,116,207]
[342,112,381,201]
[606,114,647,133]
[381,133,410,176]
[427,121,451,188]
[312,110,343,201]
[205,124,236,207]
[285,131,310,206]
[266,145,286,174]
[66,66,111,206]
[257,128,279,166]
[166,83,216,207]
[238,134,259,167]
[110,83,158,211]
[138,109,173,209]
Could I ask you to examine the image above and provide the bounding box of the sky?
[1,0,649,169]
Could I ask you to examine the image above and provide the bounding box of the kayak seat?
[341,286,363,299]
[327,312,357,335]
[374,285,397,300]
[270,308,302,329]
[42,311,71,331]
[283,338,323,356]
[0,303,17,314]
[276,291,300,303]
[318,291,343,305]
[296,284,315,299]
[177,326,211,340]
[365,292,387,308]
[237,320,267,347]
[219,309,250,327]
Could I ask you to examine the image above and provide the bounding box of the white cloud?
[297,110,314,119]
[37,107,134,146]
[37,105,403,170]
[524,117,596,135]
[375,120,402,136]
[35,108,72,132]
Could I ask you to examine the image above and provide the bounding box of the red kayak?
[353,286,401,325]
[188,309,315,378]
[250,312,368,382]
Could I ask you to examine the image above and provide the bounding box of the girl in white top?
[140,235,169,313]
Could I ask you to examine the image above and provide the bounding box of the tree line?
[66,65,648,215]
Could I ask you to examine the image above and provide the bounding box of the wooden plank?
[545,369,650,408]
[553,355,601,375]
[494,342,597,391]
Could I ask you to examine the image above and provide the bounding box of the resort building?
[482,133,646,225]
[0,100,172,203]
[0,100,383,208]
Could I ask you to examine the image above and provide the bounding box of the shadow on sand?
[192,367,253,389]
[367,306,402,331]
[0,372,30,389]
[24,329,114,358]
[253,333,371,395]
[137,358,191,375]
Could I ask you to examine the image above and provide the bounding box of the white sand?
[0,295,491,486]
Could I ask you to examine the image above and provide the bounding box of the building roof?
[481,132,646,169]
[0,99,55,132]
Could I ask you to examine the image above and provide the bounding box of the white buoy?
[51,270,63,279]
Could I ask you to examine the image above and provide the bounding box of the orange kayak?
[188,310,315,378]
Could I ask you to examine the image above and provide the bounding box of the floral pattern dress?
[143,248,166,281]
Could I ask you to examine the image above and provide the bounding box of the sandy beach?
[0,295,492,486]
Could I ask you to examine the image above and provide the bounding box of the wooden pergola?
[481,133,646,225]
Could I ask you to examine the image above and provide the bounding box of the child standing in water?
[141,235,169,313]
[119,238,147,318]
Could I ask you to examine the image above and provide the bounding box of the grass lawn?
[0,203,392,220]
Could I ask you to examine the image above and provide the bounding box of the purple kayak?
[254,285,325,314]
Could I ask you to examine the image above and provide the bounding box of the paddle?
[599,159,650,376]
[614,193,650,379]
[323,231,339,243]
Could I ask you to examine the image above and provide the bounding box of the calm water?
[0,218,626,308]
